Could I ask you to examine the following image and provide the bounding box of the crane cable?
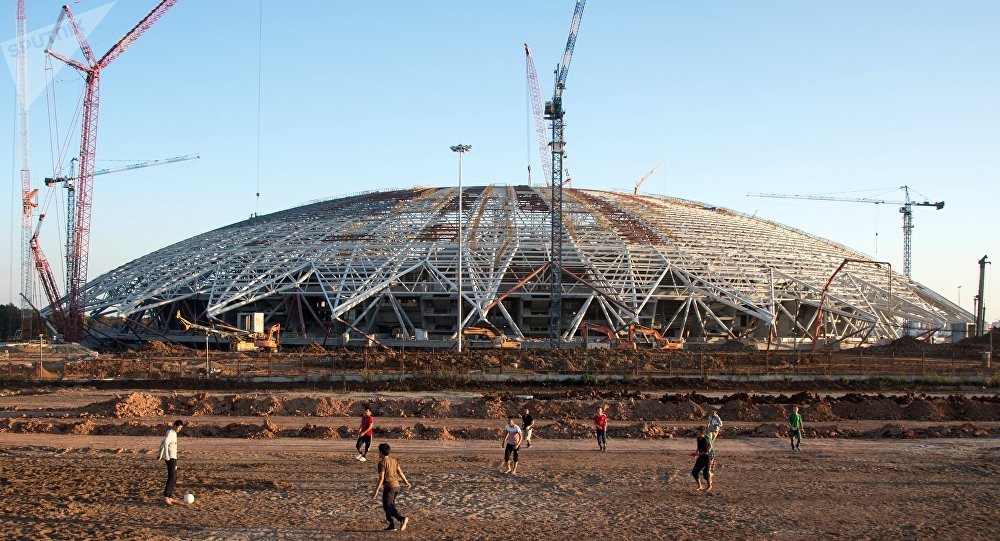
[254,0,263,217]
[7,106,15,303]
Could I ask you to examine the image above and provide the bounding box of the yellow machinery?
[175,311,281,352]
[462,326,521,349]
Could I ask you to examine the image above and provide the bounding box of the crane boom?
[44,154,200,186]
[547,0,587,349]
[748,192,900,205]
[524,44,551,187]
[44,0,179,342]
[29,214,66,329]
[554,0,586,94]
[634,162,664,194]
[747,186,944,277]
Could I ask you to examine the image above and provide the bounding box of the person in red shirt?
[593,405,608,452]
[356,407,375,462]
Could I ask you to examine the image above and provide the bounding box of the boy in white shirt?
[158,419,185,505]
[708,409,723,442]
[499,417,523,475]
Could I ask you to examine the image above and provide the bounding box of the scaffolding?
[65,186,972,349]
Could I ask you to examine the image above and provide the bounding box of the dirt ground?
[0,436,998,540]
[0,384,998,539]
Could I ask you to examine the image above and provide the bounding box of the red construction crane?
[16,0,35,340]
[29,213,66,331]
[524,44,552,187]
[44,0,179,342]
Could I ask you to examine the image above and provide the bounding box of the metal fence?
[0,349,994,384]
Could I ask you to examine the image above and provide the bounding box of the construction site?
[1,1,998,540]
[2,0,992,359]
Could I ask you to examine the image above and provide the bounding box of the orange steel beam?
[335,316,394,354]
[812,258,892,351]
[484,262,550,313]
[562,267,636,315]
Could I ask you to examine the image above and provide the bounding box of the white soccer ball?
[183,493,195,505]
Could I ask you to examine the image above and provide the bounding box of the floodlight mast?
[450,144,471,352]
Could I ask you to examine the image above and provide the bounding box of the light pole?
[450,144,471,353]
[957,285,962,308]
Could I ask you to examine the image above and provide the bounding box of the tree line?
[0,304,50,341]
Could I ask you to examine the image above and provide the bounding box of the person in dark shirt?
[522,408,534,448]
[691,426,714,492]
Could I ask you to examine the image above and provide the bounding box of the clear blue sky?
[2,0,998,321]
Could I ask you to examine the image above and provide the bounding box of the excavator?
[625,323,684,350]
[579,322,635,350]
[579,322,684,350]
[175,311,281,352]
[462,326,521,349]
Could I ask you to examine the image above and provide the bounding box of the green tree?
[0,304,21,340]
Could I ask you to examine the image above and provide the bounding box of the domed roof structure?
[81,185,970,348]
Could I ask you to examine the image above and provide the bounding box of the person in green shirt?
[788,405,803,451]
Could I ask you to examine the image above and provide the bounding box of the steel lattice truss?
[73,186,971,348]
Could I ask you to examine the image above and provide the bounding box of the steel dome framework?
[78,186,971,348]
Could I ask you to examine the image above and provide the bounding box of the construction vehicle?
[625,323,684,350]
[175,311,281,352]
[579,322,634,350]
[633,162,664,194]
[461,326,521,349]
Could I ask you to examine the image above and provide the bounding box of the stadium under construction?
[71,185,973,350]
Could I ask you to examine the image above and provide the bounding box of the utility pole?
[450,144,471,353]
[974,255,990,336]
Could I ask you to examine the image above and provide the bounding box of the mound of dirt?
[84,392,164,418]
[66,391,1000,425]
[300,342,329,355]
[454,397,511,419]
[133,341,194,356]
[412,423,456,440]
[296,424,340,438]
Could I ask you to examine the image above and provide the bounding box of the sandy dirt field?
[0,436,998,540]
[1,385,998,540]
